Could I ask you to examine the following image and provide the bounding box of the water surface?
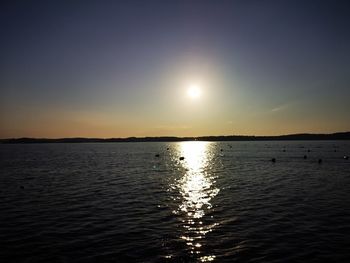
[1,141,350,262]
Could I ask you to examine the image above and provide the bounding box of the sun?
[187,84,201,99]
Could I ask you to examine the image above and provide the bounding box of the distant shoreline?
[1,132,350,144]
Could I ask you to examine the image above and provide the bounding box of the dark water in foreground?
[1,141,350,262]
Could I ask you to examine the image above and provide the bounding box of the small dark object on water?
[282,149,286,152]
[334,149,337,152]
[303,155,307,159]
[344,155,349,160]
[307,149,311,152]
[271,158,276,163]
[20,185,24,189]
[155,154,160,158]
[220,149,223,152]
[318,159,322,164]
[179,157,185,161]
[167,148,169,151]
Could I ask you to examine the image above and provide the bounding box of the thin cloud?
[271,104,289,112]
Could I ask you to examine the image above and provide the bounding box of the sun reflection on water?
[173,141,219,261]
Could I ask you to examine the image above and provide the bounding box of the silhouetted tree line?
[1,132,350,144]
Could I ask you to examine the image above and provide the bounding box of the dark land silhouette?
[1,132,350,144]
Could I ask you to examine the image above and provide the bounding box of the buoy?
[271,158,276,163]
[303,155,307,159]
[179,157,185,161]
[220,149,223,152]
[155,154,160,158]
[166,147,170,151]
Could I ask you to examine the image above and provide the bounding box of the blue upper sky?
[1,0,350,138]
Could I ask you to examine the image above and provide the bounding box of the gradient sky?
[1,0,350,138]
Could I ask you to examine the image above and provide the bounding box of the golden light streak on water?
[173,141,219,261]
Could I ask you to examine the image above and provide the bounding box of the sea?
[0,141,350,262]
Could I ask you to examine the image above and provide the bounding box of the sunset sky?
[1,0,350,138]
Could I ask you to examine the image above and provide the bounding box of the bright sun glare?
[187,84,201,99]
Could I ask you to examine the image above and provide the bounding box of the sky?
[1,0,350,138]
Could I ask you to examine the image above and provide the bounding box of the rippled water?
[1,141,350,262]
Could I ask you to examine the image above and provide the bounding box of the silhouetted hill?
[1,132,350,144]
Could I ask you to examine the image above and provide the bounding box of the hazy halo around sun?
[187,84,201,99]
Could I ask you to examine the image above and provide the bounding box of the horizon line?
[1,131,350,143]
